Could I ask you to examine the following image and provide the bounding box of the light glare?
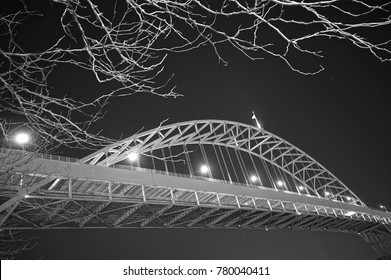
[15,132,30,145]
[200,165,209,174]
[276,180,284,187]
[345,211,356,217]
[250,175,257,183]
[128,152,139,162]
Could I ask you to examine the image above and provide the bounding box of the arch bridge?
[0,120,390,258]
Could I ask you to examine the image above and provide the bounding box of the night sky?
[5,1,391,259]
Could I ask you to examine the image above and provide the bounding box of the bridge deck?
[1,157,389,235]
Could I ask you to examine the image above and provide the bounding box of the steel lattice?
[1,120,390,258]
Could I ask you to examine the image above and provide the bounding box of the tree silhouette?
[1,0,390,147]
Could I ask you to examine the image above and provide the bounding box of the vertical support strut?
[183,145,194,176]
[226,146,239,183]
[249,153,263,187]
[217,145,232,183]
[168,146,176,174]
[68,179,72,198]
[212,144,226,181]
[200,144,212,178]
[235,148,250,185]
[161,148,169,174]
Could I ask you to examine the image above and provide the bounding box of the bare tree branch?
[1,0,390,148]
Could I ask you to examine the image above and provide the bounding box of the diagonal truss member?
[113,203,144,227]
[224,210,256,228]
[164,206,198,227]
[187,208,219,227]
[206,209,238,227]
[77,202,110,227]
[140,204,173,227]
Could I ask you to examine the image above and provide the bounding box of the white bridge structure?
[0,120,390,258]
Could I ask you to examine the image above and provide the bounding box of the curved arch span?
[81,120,365,206]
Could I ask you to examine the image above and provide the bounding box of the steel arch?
[81,120,365,206]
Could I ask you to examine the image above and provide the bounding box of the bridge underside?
[1,176,390,258]
[1,150,390,259]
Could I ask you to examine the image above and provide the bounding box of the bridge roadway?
[1,156,390,234]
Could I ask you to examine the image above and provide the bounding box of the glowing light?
[128,152,139,162]
[14,132,30,145]
[276,180,284,187]
[250,175,258,183]
[200,165,209,174]
[347,196,352,201]
[298,186,304,191]
[325,191,331,196]
[345,211,356,217]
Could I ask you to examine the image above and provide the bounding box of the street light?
[14,132,30,145]
[14,132,30,152]
[250,175,258,183]
[128,152,139,162]
[276,180,284,187]
[380,205,388,212]
[298,185,305,191]
[200,165,209,174]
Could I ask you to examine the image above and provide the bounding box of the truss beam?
[206,209,238,227]
[241,212,270,227]
[113,204,144,227]
[224,210,256,228]
[78,202,110,227]
[252,212,286,228]
[140,204,173,227]
[164,206,198,227]
[187,208,219,227]
[40,200,69,226]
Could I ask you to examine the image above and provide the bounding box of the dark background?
[4,1,390,259]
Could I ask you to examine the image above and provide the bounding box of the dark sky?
[7,1,391,259]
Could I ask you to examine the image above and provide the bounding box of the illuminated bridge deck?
[1,119,390,258]
[1,156,390,234]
